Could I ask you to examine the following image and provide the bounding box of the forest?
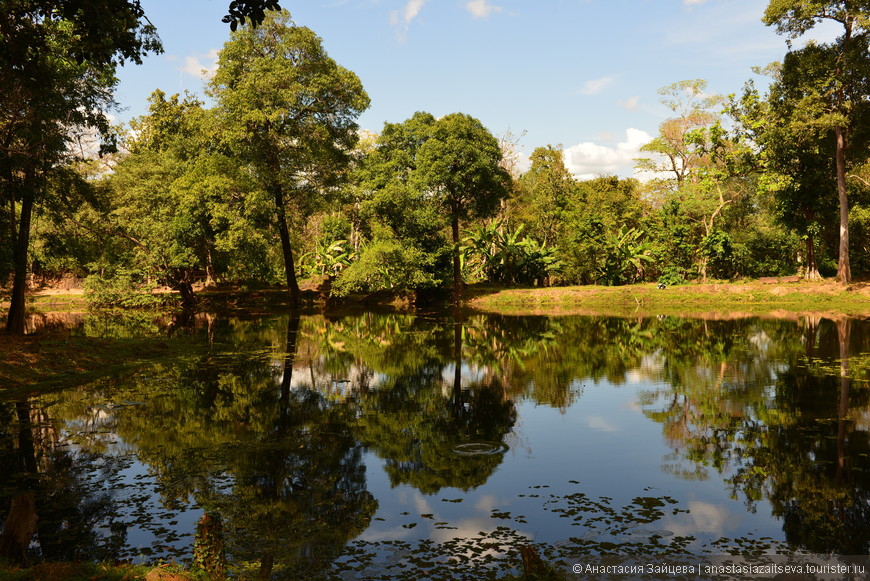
[4,1,870,335]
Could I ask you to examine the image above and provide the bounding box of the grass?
[0,561,189,581]
[465,279,870,317]
[0,331,201,395]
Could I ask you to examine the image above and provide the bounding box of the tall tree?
[763,0,870,282]
[1,0,161,334]
[731,74,839,280]
[413,113,511,300]
[210,10,369,306]
[514,145,575,247]
[101,90,270,307]
[636,79,724,189]
[637,80,754,280]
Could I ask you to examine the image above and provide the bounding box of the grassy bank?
[6,279,870,391]
[0,330,201,395]
[466,279,870,317]
[0,561,192,581]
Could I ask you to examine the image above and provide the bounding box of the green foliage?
[414,113,512,222]
[511,145,575,246]
[412,112,512,293]
[700,230,736,279]
[556,176,646,285]
[462,221,561,285]
[1,0,161,332]
[737,224,801,277]
[210,9,370,301]
[635,79,724,186]
[82,267,162,308]
[332,232,439,296]
[598,226,654,286]
[762,0,870,282]
[223,0,283,30]
[302,239,354,279]
[99,91,276,304]
[657,266,689,287]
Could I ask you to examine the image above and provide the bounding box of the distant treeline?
[4,2,870,332]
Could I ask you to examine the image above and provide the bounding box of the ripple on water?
[450,441,509,456]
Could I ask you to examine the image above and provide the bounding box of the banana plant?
[598,226,653,286]
[301,239,354,278]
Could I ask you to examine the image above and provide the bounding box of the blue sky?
[114,0,838,179]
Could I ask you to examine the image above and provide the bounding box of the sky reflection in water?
[2,311,869,578]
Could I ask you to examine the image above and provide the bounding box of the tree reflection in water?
[6,311,870,575]
[640,316,870,554]
[0,399,129,565]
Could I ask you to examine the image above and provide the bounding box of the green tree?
[638,79,760,281]
[599,226,654,285]
[763,0,870,282]
[339,112,450,295]
[97,91,271,307]
[559,176,646,284]
[413,113,511,300]
[210,10,369,306]
[513,145,576,246]
[636,79,724,189]
[1,0,161,334]
[731,73,840,280]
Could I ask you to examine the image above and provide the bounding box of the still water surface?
[3,310,870,578]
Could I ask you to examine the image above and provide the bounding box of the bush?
[332,238,440,296]
[83,267,163,308]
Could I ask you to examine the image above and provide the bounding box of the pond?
[2,309,870,579]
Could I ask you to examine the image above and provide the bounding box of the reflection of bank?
[643,315,870,555]
[0,398,130,566]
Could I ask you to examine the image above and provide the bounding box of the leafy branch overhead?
[223,0,282,30]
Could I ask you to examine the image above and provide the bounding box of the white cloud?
[182,49,219,80]
[584,415,618,432]
[579,76,615,95]
[390,0,428,41]
[618,96,640,111]
[684,0,707,5]
[466,0,503,18]
[563,128,652,180]
[665,501,741,538]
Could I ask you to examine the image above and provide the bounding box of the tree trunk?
[177,280,196,309]
[272,185,300,306]
[835,126,851,283]
[258,554,274,580]
[451,210,463,303]
[803,314,821,361]
[280,312,301,421]
[6,190,34,335]
[804,235,821,281]
[0,400,40,566]
[193,512,227,579]
[453,314,463,418]
[0,493,37,566]
[205,244,217,287]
